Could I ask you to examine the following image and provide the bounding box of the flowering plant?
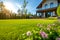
[19,21,60,40]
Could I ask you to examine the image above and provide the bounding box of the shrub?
[18,21,60,40]
[57,5,60,16]
[47,17,57,20]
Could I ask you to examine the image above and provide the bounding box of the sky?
[0,0,42,14]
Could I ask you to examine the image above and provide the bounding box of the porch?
[36,7,57,18]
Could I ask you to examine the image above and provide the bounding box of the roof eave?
[36,0,46,9]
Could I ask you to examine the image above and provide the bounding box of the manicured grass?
[0,19,56,40]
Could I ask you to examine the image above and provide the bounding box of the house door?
[45,12,51,18]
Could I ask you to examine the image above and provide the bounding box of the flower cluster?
[40,31,48,38]
[20,21,60,40]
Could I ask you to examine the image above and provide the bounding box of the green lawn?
[0,19,56,40]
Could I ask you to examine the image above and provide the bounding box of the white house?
[36,0,60,18]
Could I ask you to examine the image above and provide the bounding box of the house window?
[58,0,60,5]
[48,12,51,16]
[58,3,60,5]
[50,2,54,8]
[44,4,48,9]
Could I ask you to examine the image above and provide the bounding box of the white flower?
[52,24,56,26]
[37,23,43,28]
[47,27,50,31]
[26,31,32,36]
[37,23,40,27]
[47,24,51,28]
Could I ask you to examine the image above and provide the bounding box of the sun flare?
[4,2,17,13]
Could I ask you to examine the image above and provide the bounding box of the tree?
[0,1,5,13]
[17,9,21,16]
[22,0,28,10]
[28,12,32,16]
[57,5,60,16]
[57,5,60,21]
[26,12,33,18]
[22,0,28,18]
[0,1,5,19]
[18,9,20,14]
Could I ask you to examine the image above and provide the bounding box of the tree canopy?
[57,5,60,16]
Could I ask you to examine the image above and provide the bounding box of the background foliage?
[57,5,60,16]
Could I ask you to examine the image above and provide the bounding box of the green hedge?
[57,5,60,16]
[47,17,57,20]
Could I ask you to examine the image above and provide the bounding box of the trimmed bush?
[47,17,57,20]
[57,5,60,16]
[19,21,60,40]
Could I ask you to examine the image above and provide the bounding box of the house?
[36,0,60,18]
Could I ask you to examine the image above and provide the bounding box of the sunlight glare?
[4,2,16,13]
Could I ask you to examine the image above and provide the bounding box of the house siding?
[36,0,59,18]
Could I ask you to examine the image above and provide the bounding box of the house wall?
[36,0,58,17]
[41,0,58,10]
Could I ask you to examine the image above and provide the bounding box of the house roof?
[37,0,60,9]
[37,0,46,8]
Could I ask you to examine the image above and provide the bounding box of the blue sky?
[0,0,42,14]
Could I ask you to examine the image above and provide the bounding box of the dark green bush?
[57,5,60,16]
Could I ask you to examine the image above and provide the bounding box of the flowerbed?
[19,21,60,40]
